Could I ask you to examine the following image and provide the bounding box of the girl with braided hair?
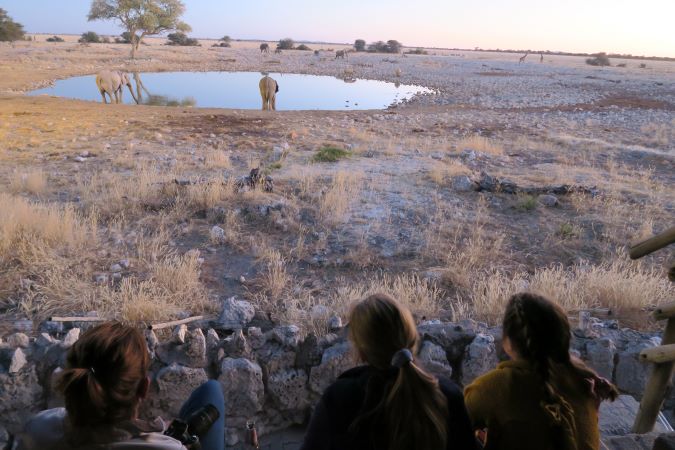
[464,293,618,450]
[301,293,476,450]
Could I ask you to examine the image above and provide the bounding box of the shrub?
[0,8,25,42]
[354,39,366,52]
[278,38,294,50]
[296,44,311,51]
[46,35,65,42]
[367,39,403,54]
[221,35,231,43]
[167,32,199,46]
[517,195,537,211]
[312,146,352,162]
[639,63,647,69]
[114,31,133,44]
[78,31,101,43]
[406,47,427,55]
[585,52,610,66]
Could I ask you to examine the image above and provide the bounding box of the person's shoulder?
[437,376,463,400]
[467,360,525,389]
[324,366,369,396]
[108,432,186,450]
[15,408,67,450]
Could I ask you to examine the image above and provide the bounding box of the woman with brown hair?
[301,293,476,450]
[464,292,618,450]
[14,322,225,450]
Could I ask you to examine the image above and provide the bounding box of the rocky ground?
[0,37,673,449]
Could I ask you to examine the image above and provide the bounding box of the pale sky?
[1,0,673,57]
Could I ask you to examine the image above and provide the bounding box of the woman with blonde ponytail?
[301,294,476,450]
[464,293,618,450]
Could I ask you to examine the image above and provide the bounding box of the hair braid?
[509,296,578,450]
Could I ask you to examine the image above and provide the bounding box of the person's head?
[58,322,150,427]
[501,292,618,449]
[502,292,571,365]
[348,294,448,450]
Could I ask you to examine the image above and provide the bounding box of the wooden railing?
[629,226,675,434]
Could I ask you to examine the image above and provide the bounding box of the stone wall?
[0,298,670,448]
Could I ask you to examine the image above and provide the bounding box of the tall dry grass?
[10,169,48,195]
[319,170,364,223]
[455,255,672,323]
[457,135,504,155]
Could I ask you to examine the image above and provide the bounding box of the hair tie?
[391,348,413,368]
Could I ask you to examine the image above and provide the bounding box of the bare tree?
[88,0,191,58]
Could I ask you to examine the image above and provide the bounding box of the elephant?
[260,43,270,54]
[259,76,279,111]
[95,70,138,104]
[335,50,348,60]
[274,48,282,55]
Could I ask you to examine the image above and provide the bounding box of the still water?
[28,71,431,110]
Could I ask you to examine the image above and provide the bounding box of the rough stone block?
[218,358,264,416]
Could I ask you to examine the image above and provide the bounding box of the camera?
[165,404,220,450]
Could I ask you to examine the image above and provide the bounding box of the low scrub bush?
[167,32,199,46]
[296,44,312,51]
[312,146,351,162]
[586,52,611,66]
[46,35,64,42]
[406,47,428,55]
[78,31,101,43]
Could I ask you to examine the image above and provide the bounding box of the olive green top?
[464,360,599,450]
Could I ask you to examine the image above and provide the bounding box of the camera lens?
[187,404,220,436]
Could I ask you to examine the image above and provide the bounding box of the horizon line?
[24,32,675,61]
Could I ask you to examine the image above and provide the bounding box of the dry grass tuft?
[428,160,471,185]
[455,255,672,324]
[457,135,504,155]
[205,150,232,169]
[256,248,291,299]
[319,170,364,223]
[0,193,97,254]
[10,169,48,195]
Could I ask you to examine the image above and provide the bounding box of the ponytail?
[384,360,449,450]
[348,294,448,450]
[57,322,150,427]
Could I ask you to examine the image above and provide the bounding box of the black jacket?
[301,365,477,450]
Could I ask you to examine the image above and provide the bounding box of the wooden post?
[632,317,675,433]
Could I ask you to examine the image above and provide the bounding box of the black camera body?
[164,404,220,450]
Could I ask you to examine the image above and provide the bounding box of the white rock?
[210,226,225,242]
[9,348,27,373]
[62,328,80,347]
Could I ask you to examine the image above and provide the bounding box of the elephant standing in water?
[259,76,279,111]
[95,70,138,104]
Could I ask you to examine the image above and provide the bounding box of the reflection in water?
[28,71,432,110]
[142,95,197,107]
[130,72,195,107]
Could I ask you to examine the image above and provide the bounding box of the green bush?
[354,39,366,52]
[406,47,428,55]
[79,31,101,43]
[277,38,294,50]
[296,44,311,51]
[0,8,25,42]
[46,35,65,42]
[585,52,610,66]
[367,39,403,54]
[312,146,352,163]
[517,195,538,211]
[167,32,199,46]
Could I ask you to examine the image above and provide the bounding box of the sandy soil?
[0,38,673,329]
